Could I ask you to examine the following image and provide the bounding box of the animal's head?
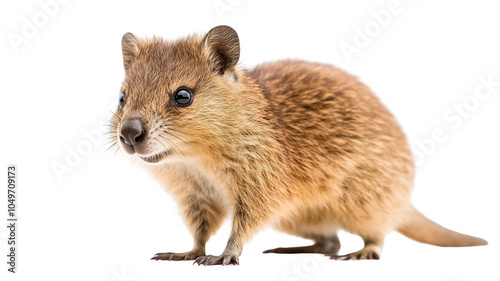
[110,26,242,164]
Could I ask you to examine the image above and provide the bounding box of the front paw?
[193,254,239,266]
[151,250,203,261]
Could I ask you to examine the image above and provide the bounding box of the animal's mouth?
[139,150,171,163]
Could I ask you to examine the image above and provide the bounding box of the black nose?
[120,119,146,147]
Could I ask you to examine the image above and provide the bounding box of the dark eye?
[118,91,126,110]
[173,88,193,107]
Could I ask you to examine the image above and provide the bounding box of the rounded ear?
[203,25,240,76]
[122,32,139,73]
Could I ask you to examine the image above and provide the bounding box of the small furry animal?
[110,25,487,265]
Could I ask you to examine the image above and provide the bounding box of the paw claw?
[330,254,351,260]
[151,251,203,261]
[193,254,240,266]
[329,249,380,261]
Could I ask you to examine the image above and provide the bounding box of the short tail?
[397,206,487,247]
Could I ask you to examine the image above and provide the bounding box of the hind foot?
[264,244,324,254]
[263,234,340,256]
[330,243,381,260]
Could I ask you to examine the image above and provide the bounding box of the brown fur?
[110,26,487,265]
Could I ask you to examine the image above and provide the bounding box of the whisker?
[112,145,120,156]
[166,127,197,137]
[157,134,188,160]
[165,127,211,147]
[105,142,120,155]
[162,130,186,143]
[109,110,122,121]
[163,130,197,151]
[104,139,118,148]
[158,134,180,153]
[105,144,116,153]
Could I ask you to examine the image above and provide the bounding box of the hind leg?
[263,234,341,256]
[329,236,384,260]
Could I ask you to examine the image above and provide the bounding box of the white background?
[1,0,499,280]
